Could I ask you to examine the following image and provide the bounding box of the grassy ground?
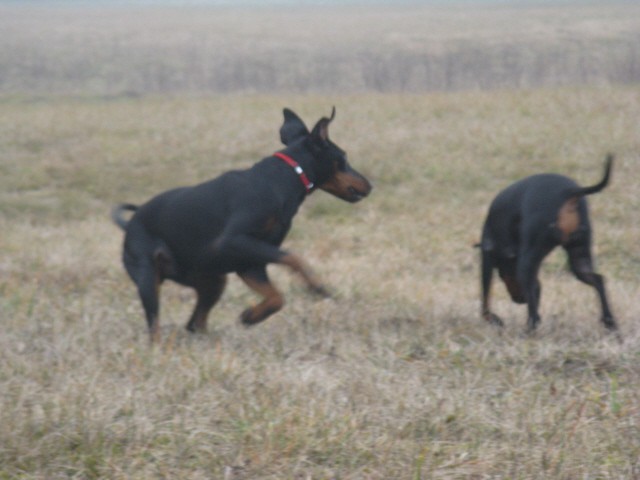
[1,87,639,479]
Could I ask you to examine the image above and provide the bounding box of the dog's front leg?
[517,251,544,333]
[279,252,330,297]
[237,267,284,326]
[216,233,330,296]
[525,279,542,333]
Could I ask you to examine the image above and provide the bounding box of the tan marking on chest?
[557,197,580,244]
[262,216,278,234]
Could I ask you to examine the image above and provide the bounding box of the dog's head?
[280,108,372,203]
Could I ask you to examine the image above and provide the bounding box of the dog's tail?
[570,153,614,197]
[111,203,138,230]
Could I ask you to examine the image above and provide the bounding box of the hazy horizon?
[0,0,628,6]
[1,1,638,95]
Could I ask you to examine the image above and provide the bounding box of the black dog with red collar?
[112,108,372,341]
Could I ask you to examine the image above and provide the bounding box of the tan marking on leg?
[189,305,210,333]
[500,274,525,303]
[187,276,227,333]
[238,274,284,325]
[280,253,327,295]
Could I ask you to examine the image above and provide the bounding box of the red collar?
[273,152,314,194]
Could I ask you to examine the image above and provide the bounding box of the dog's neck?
[273,152,314,194]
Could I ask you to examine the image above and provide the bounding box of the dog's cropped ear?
[280,108,309,145]
[310,107,336,143]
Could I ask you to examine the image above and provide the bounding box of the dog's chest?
[259,214,291,244]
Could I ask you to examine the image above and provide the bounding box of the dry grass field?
[2,88,639,480]
[1,4,640,480]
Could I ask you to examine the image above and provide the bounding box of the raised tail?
[111,203,138,230]
[570,153,614,197]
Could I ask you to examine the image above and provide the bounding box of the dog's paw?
[484,312,504,328]
[602,318,622,343]
[525,316,540,335]
[239,308,262,327]
[602,316,617,331]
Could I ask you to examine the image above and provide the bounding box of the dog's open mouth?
[347,186,369,202]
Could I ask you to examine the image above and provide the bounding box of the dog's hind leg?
[237,267,284,326]
[122,227,171,342]
[480,249,503,327]
[132,263,162,343]
[186,276,227,333]
[565,246,616,331]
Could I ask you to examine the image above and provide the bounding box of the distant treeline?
[1,5,639,94]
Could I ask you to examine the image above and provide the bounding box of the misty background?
[0,1,638,95]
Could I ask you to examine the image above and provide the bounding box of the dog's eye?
[335,149,348,170]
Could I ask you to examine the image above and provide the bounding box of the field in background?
[0,3,639,94]
[2,3,640,479]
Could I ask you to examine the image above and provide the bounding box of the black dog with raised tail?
[112,108,372,342]
[479,154,616,333]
